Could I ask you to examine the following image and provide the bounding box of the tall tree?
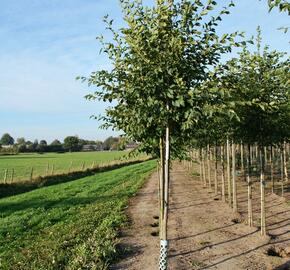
[64,136,80,152]
[83,0,244,268]
[0,133,14,145]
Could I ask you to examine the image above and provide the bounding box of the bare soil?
[112,162,290,270]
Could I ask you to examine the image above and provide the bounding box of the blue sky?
[0,0,289,143]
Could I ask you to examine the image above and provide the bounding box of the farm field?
[0,159,156,270]
[0,151,129,183]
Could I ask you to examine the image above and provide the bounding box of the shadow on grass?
[0,159,151,199]
[0,191,129,216]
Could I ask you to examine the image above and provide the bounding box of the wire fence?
[0,157,146,184]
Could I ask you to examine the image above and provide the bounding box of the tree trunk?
[227,138,232,207]
[280,147,284,197]
[214,145,218,195]
[202,148,207,187]
[241,142,246,182]
[232,143,238,213]
[221,145,226,202]
[207,144,211,188]
[157,161,160,202]
[250,145,253,166]
[199,148,203,184]
[159,126,170,269]
[270,145,274,194]
[264,146,267,164]
[283,142,288,183]
[247,144,253,226]
[159,138,165,239]
[259,147,266,236]
[163,126,170,240]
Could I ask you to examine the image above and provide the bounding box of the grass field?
[0,159,156,270]
[0,151,128,182]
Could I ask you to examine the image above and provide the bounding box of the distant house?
[82,144,102,151]
[125,142,139,151]
[1,145,13,149]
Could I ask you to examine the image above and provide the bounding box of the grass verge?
[0,160,156,270]
[0,158,151,199]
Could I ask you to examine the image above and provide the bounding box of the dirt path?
[112,162,290,270]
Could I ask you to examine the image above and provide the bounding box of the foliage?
[16,137,26,145]
[0,133,14,145]
[50,139,64,152]
[267,0,290,14]
[84,0,245,159]
[217,29,290,146]
[63,136,81,152]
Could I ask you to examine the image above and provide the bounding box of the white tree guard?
[159,240,168,270]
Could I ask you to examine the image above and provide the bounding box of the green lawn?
[0,151,128,183]
[0,160,156,270]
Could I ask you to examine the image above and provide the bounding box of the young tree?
[83,0,244,268]
[220,28,289,235]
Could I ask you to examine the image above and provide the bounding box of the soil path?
[112,162,290,270]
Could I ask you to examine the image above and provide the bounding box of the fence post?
[10,168,14,183]
[30,167,34,181]
[4,169,8,184]
[68,161,73,173]
[51,164,54,175]
[46,163,49,176]
[91,161,95,169]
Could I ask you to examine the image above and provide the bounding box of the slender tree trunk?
[241,142,246,181]
[227,138,232,207]
[221,145,226,202]
[259,147,266,236]
[280,147,284,197]
[159,138,165,239]
[159,125,170,269]
[264,146,267,164]
[247,144,253,227]
[163,126,170,240]
[270,146,274,194]
[207,144,211,188]
[250,145,253,166]
[232,143,238,213]
[283,142,288,183]
[202,148,206,187]
[199,148,203,184]
[214,145,218,195]
[157,161,160,200]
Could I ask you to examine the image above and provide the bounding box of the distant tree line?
[0,133,131,154]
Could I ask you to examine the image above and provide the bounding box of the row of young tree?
[0,133,128,153]
[83,0,289,269]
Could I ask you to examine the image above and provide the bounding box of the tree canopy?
[0,133,14,145]
[84,0,245,159]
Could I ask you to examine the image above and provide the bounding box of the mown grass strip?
[0,160,156,270]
